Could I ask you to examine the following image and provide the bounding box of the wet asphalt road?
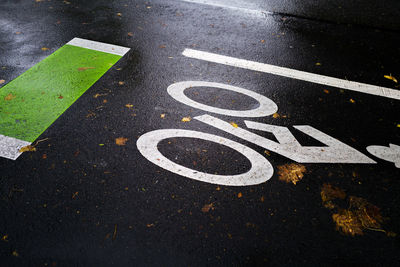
[1,0,400,266]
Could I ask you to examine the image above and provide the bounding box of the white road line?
[182,49,400,101]
[181,0,270,16]
[67,38,130,56]
[0,134,31,160]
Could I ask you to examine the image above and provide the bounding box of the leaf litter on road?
[277,163,306,185]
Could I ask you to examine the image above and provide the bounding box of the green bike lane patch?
[0,38,130,160]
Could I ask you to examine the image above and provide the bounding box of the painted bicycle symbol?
[137,81,399,186]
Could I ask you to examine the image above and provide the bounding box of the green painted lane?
[0,41,126,143]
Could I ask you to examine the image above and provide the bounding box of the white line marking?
[167,81,278,117]
[67,38,130,56]
[181,0,270,16]
[0,134,31,160]
[136,129,273,186]
[367,144,400,168]
[182,49,400,101]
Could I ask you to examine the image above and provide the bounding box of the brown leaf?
[115,137,128,146]
[127,32,133,36]
[277,163,306,185]
[118,81,125,85]
[58,95,64,99]
[4,93,16,101]
[201,203,214,213]
[19,145,36,153]
[320,183,346,209]
[349,196,383,229]
[237,192,243,198]
[78,67,95,71]
[332,209,364,236]
[159,45,166,49]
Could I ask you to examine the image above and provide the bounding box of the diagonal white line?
[182,48,400,101]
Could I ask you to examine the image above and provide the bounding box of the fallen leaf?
[264,150,271,156]
[237,192,243,198]
[115,137,128,146]
[2,235,8,242]
[78,67,95,71]
[160,113,166,119]
[72,192,79,199]
[349,98,355,103]
[181,117,191,122]
[201,203,214,213]
[19,145,36,152]
[42,154,47,159]
[159,45,166,49]
[384,74,398,83]
[41,47,49,51]
[277,163,306,185]
[397,124,400,128]
[349,196,383,229]
[332,209,364,236]
[103,99,108,103]
[320,183,346,209]
[4,93,16,101]
[12,250,19,257]
[125,104,133,108]
[127,32,133,36]
[261,40,265,43]
[272,113,280,118]
[117,13,122,16]
[315,62,322,66]
[93,93,107,98]
[15,31,21,35]
[0,79,5,84]
[323,89,330,94]
[230,122,238,128]
[58,95,64,99]
[118,81,125,85]
[146,223,155,228]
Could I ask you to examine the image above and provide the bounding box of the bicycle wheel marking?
[136,129,273,186]
[0,38,130,160]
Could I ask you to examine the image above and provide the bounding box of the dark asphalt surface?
[1,0,400,266]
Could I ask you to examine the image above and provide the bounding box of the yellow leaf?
[118,81,125,85]
[0,79,5,84]
[181,117,191,122]
[125,104,133,108]
[384,74,398,83]
[315,62,322,66]
[397,124,400,128]
[320,183,346,209]
[237,192,243,198]
[230,122,238,128]
[272,113,280,118]
[115,137,128,146]
[4,93,16,101]
[201,203,214,213]
[160,113,166,118]
[41,47,49,51]
[332,209,364,236]
[19,145,36,152]
[117,13,122,16]
[12,250,19,257]
[323,89,330,94]
[349,98,355,103]
[277,163,306,185]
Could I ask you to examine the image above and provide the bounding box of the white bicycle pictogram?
[137,81,399,186]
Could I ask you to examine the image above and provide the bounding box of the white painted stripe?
[0,134,31,160]
[181,0,270,16]
[67,38,130,56]
[183,49,400,101]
